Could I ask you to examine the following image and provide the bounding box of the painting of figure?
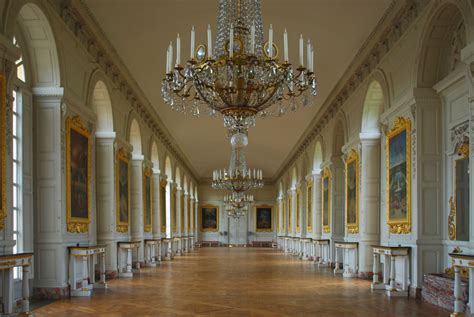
[256,206,272,232]
[144,171,152,231]
[322,176,329,227]
[160,182,166,232]
[117,153,130,227]
[201,205,218,232]
[346,159,357,225]
[389,130,407,220]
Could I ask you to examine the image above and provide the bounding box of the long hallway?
[35,248,447,316]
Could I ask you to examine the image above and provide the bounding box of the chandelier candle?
[191,26,195,59]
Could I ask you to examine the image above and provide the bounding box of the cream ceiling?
[84,0,392,180]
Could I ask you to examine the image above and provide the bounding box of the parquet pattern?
[34,248,449,316]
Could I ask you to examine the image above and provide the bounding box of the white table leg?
[389,256,396,290]
[89,254,95,285]
[383,254,390,285]
[21,265,31,314]
[451,266,465,317]
[126,249,132,274]
[70,255,77,291]
[2,268,14,314]
[82,256,88,288]
[371,252,385,290]
[95,252,108,289]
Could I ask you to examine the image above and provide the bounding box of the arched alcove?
[291,167,298,189]
[313,141,323,174]
[92,81,114,133]
[129,119,142,155]
[151,142,160,172]
[361,81,383,135]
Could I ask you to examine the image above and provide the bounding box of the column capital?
[153,168,160,175]
[95,131,116,140]
[359,132,381,142]
[131,153,144,161]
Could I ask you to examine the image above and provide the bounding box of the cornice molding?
[274,0,428,182]
[49,0,199,182]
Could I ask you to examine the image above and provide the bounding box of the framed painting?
[172,186,177,232]
[0,74,6,230]
[187,196,191,231]
[160,179,167,233]
[200,204,218,232]
[288,195,292,230]
[345,150,359,234]
[386,117,411,234]
[322,168,331,233]
[180,192,185,231]
[282,199,285,232]
[116,149,130,233]
[256,205,273,232]
[143,167,152,232]
[276,204,279,233]
[296,189,301,232]
[307,180,313,232]
[66,116,91,233]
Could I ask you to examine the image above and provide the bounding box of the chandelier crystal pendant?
[212,132,263,192]
[224,192,254,220]
[161,0,317,132]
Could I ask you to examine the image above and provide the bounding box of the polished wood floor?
[35,248,449,316]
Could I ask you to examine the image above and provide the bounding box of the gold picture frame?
[288,195,292,231]
[180,191,185,231]
[296,188,301,233]
[116,148,130,233]
[66,116,91,233]
[386,117,411,234]
[172,186,177,232]
[143,167,152,233]
[322,168,331,233]
[160,179,167,233]
[187,196,191,231]
[307,180,313,233]
[345,150,359,234]
[256,205,273,232]
[449,143,470,241]
[200,204,219,232]
[0,74,7,230]
[276,204,279,233]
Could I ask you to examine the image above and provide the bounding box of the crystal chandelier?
[212,132,263,192]
[161,0,317,132]
[225,192,253,219]
[226,205,247,220]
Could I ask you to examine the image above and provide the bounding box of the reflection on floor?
[34,248,448,316]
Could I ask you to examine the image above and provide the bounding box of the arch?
[164,156,172,180]
[15,3,61,87]
[183,175,188,193]
[332,114,347,157]
[361,80,384,135]
[175,166,181,188]
[129,119,142,155]
[313,141,323,174]
[150,141,160,172]
[291,166,298,189]
[415,2,467,88]
[91,80,114,133]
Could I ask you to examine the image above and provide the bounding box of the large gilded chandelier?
[161,0,317,132]
[212,132,263,192]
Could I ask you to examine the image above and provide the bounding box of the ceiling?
[84,0,392,180]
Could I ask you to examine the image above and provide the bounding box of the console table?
[162,238,174,260]
[0,253,33,316]
[117,241,141,278]
[449,253,474,316]
[301,238,312,260]
[144,239,161,267]
[371,245,410,297]
[334,241,358,277]
[68,245,107,297]
[313,239,330,267]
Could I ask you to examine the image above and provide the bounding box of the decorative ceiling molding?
[274,0,428,182]
[49,0,199,182]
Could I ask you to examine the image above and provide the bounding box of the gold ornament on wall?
[66,116,91,234]
[448,196,456,241]
[322,168,331,233]
[386,117,411,235]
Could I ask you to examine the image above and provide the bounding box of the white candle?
[207,24,213,58]
[299,34,304,66]
[311,45,314,72]
[283,28,288,62]
[169,42,173,71]
[251,24,255,54]
[307,39,311,70]
[176,34,181,66]
[191,26,195,59]
[268,24,273,58]
[229,24,234,58]
[166,46,170,73]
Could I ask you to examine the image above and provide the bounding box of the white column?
[194,200,199,240]
[330,159,344,262]
[130,155,145,263]
[312,173,322,240]
[359,136,381,275]
[183,192,189,238]
[152,169,161,239]
[96,132,117,273]
[166,182,174,239]
[290,189,296,236]
[22,265,31,313]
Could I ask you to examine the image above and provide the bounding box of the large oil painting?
[296,189,301,232]
[116,149,130,233]
[288,196,292,230]
[160,180,167,232]
[386,117,411,234]
[0,74,5,230]
[201,205,218,232]
[307,181,313,232]
[256,205,273,232]
[345,151,359,234]
[66,116,91,233]
[143,168,152,232]
[322,168,331,233]
[172,186,177,232]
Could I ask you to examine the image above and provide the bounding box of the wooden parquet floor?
[34,248,449,316]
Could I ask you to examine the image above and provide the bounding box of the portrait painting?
[386,117,411,234]
[160,180,167,232]
[143,168,152,232]
[66,116,91,233]
[201,205,218,232]
[116,149,130,232]
[322,168,331,233]
[296,190,301,232]
[256,206,273,232]
[288,196,292,229]
[307,182,313,232]
[345,151,359,234]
